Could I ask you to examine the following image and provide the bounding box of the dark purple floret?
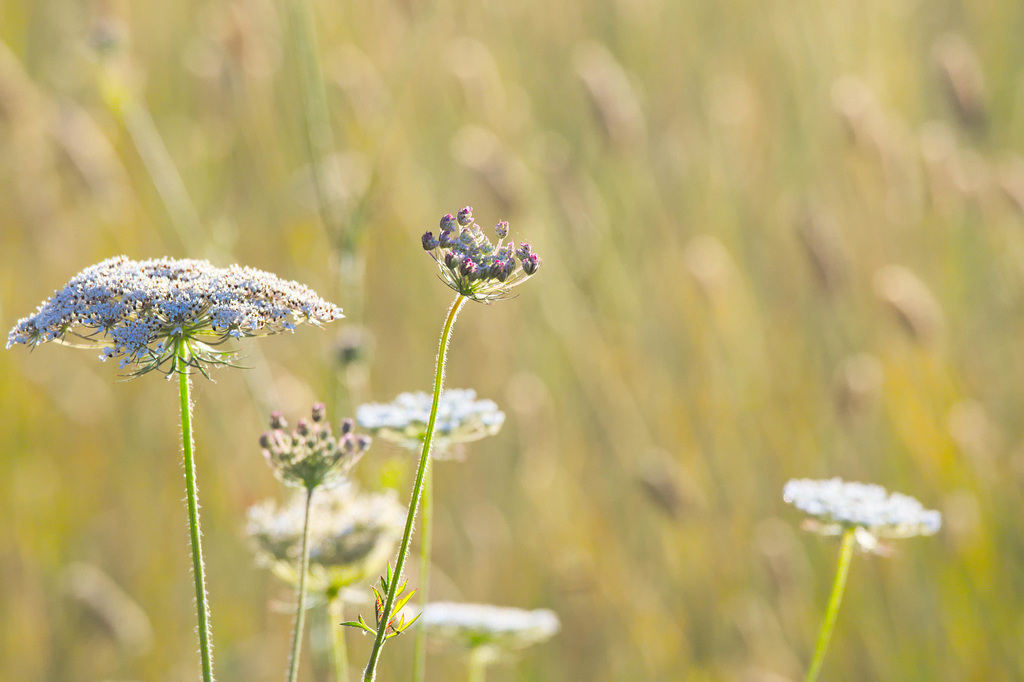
[422,232,439,251]
[312,403,326,422]
[423,208,541,302]
[522,253,541,275]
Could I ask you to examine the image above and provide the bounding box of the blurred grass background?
[2,0,1023,679]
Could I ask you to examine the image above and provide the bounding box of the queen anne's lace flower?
[356,389,504,459]
[421,207,541,302]
[419,602,559,661]
[260,404,371,490]
[7,255,343,377]
[783,478,941,551]
[247,481,404,591]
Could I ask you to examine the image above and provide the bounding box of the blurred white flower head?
[784,477,941,552]
[419,602,559,662]
[356,388,504,460]
[247,481,404,592]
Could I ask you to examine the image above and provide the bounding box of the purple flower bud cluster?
[421,207,542,303]
[261,403,371,490]
[6,255,343,378]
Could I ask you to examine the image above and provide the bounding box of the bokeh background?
[2,0,1022,680]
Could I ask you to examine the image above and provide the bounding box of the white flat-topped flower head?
[7,255,343,377]
[783,477,941,552]
[356,388,504,459]
[247,481,404,592]
[419,602,560,661]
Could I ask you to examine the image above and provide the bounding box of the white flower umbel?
[7,255,343,377]
[420,602,559,675]
[783,477,941,551]
[357,389,505,459]
[7,256,343,682]
[247,482,404,591]
[784,478,941,682]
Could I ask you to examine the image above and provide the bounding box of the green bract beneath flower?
[6,255,343,378]
[356,389,504,460]
[421,207,541,303]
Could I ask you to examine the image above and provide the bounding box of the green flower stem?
[177,365,214,682]
[286,0,344,239]
[467,648,488,682]
[328,595,350,682]
[287,487,316,682]
[412,465,433,682]
[806,527,857,682]
[363,294,468,681]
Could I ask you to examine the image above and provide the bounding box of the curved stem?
[287,487,316,682]
[329,595,350,682]
[412,465,433,682]
[363,294,467,681]
[178,366,214,682]
[805,528,857,682]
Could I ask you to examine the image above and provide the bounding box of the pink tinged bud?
[522,253,541,275]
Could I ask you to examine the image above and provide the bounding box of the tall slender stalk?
[412,466,433,682]
[287,487,317,682]
[805,527,857,682]
[328,596,350,682]
[466,648,488,682]
[363,294,468,681]
[286,0,344,239]
[177,361,214,682]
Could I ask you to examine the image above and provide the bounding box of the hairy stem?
[178,365,214,682]
[287,487,316,682]
[363,294,467,680]
[806,527,857,682]
[412,465,433,682]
